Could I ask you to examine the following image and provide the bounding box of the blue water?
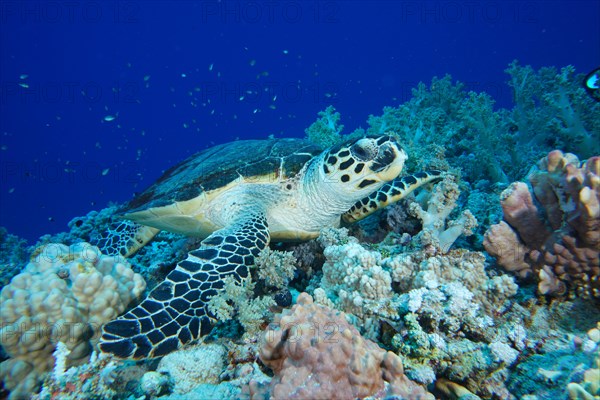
[1,0,599,242]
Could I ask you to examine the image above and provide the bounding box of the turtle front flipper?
[93,220,160,257]
[99,210,269,359]
[342,171,444,223]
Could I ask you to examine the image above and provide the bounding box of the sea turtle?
[98,135,442,359]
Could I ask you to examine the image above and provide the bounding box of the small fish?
[18,83,29,89]
[19,74,28,80]
[102,168,110,176]
[584,67,600,102]
[104,115,116,122]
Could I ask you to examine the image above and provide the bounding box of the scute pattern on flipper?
[99,211,270,359]
[342,170,444,223]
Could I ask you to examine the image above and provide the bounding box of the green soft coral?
[207,276,275,338]
[362,62,599,187]
[304,105,344,148]
[505,60,600,159]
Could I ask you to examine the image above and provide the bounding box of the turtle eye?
[353,146,367,159]
[351,139,376,161]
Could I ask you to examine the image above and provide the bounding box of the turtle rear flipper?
[342,171,444,223]
[94,221,160,257]
[99,209,269,359]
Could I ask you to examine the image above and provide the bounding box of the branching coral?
[0,243,146,399]
[484,150,600,298]
[256,293,433,400]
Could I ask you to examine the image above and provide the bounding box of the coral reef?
[0,243,145,398]
[365,62,600,186]
[2,61,598,400]
[506,61,600,161]
[255,292,433,400]
[318,238,399,340]
[34,350,149,400]
[484,150,600,298]
[386,249,523,397]
[0,227,29,288]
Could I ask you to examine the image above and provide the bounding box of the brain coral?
[256,292,433,400]
[0,242,146,399]
[484,150,599,298]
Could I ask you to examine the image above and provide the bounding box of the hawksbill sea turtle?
[97,134,442,359]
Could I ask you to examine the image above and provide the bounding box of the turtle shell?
[123,138,322,216]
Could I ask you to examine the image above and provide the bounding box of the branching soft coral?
[505,60,600,160]
[484,150,600,298]
[304,105,344,148]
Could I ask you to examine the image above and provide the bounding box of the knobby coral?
[255,293,433,400]
[484,150,599,298]
[0,243,146,398]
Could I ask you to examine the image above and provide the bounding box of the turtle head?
[320,134,407,198]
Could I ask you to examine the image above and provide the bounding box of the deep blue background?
[1,0,599,242]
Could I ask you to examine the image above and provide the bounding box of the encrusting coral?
[157,343,226,394]
[0,243,146,399]
[484,150,600,298]
[254,292,433,400]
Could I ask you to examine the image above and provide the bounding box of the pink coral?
[484,150,600,298]
[255,293,433,400]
